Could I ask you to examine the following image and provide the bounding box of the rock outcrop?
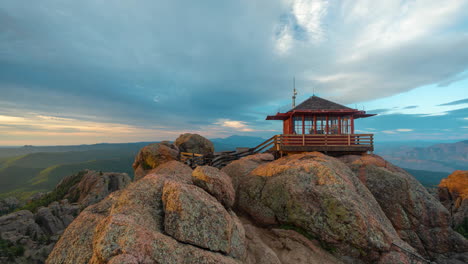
[175,133,214,155]
[64,171,131,208]
[0,197,22,215]
[439,170,468,228]
[132,141,180,181]
[35,201,80,236]
[0,200,79,263]
[0,170,130,264]
[341,155,468,263]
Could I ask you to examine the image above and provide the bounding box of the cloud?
[0,113,212,145]
[356,107,468,141]
[402,105,418,109]
[438,98,468,106]
[215,119,254,132]
[0,0,468,144]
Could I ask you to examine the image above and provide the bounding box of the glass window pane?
[293,116,302,134]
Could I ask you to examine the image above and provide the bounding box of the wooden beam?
[289,116,294,134]
[302,115,305,135]
[351,116,355,134]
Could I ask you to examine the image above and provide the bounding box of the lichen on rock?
[132,141,180,181]
[192,165,235,208]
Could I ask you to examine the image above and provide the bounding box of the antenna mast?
[292,77,297,108]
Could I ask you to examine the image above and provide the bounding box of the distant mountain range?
[210,135,266,151]
[0,136,465,200]
[0,136,265,200]
[377,140,468,173]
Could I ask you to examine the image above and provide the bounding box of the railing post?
[303,134,305,146]
[348,134,351,145]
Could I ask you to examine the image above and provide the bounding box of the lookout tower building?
[266,96,376,154]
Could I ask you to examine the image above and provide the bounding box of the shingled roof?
[290,95,353,111]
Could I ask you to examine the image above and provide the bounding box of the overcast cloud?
[1,0,467,144]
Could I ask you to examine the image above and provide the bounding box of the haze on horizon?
[1,0,467,146]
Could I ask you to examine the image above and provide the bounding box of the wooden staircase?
[181,135,278,169]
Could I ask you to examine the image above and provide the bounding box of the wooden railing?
[276,134,373,147]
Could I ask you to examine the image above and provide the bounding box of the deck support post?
[313,115,317,134]
[302,115,305,135]
[338,116,341,134]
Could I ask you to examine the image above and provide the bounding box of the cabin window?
[316,116,325,134]
[304,116,313,134]
[329,117,339,134]
[293,116,302,134]
[341,116,351,134]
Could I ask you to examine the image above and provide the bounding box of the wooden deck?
[181,134,373,168]
[274,134,374,153]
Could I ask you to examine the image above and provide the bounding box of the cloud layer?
[1,0,467,143]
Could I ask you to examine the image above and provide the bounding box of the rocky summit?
[46,136,468,264]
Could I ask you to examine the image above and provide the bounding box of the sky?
[0,0,467,146]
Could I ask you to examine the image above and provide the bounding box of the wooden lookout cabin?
[265,95,376,155]
[182,95,376,168]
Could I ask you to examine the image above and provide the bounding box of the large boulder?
[439,170,468,228]
[132,141,180,180]
[226,152,417,263]
[341,154,468,262]
[47,169,243,263]
[162,181,245,258]
[175,133,214,155]
[192,166,235,208]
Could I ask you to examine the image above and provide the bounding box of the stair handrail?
[249,135,278,154]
